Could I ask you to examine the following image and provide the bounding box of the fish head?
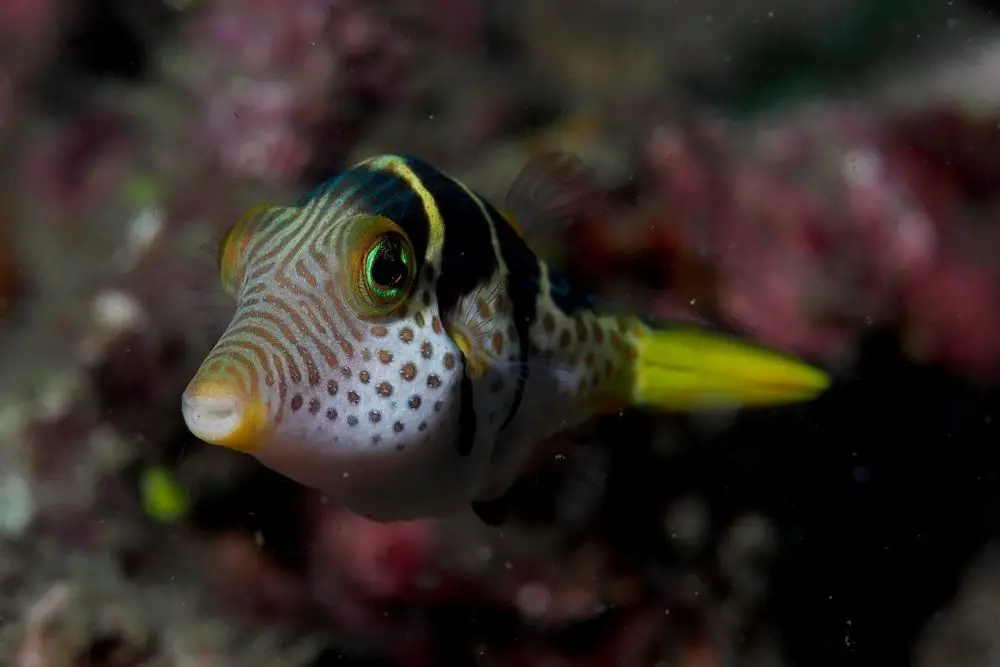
[182,199,488,520]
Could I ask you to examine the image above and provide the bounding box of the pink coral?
[314,505,437,601]
[183,0,406,186]
[903,255,1000,379]
[208,534,305,621]
[22,111,133,216]
[305,502,442,657]
[0,0,60,138]
[200,79,316,186]
[424,0,485,50]
[0,0,54,34]
[637,105,1000,378]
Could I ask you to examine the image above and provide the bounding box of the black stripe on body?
[394,156,501,457]
[398,157,498,312]
[479,196,541,432]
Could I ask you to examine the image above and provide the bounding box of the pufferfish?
[181,153,830,525]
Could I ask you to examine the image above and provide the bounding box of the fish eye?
[360,230,416,314]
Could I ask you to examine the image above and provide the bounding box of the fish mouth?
[181,378,269,451]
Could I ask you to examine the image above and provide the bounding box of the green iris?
[364,232,414,304]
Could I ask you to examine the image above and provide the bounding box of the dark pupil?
[371,237,406,288]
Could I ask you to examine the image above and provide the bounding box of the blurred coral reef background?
[4,1,1000,666]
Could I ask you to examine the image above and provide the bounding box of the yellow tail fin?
[630,325,831,411]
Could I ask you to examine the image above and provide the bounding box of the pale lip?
[181,379,268,451]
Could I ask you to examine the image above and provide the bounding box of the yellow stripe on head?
[366,155,446,264]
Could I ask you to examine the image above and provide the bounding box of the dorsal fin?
[502,151,604,238]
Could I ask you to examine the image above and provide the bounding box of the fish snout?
[181,376,269,451]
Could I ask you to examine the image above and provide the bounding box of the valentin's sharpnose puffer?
[182,153,830,524]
